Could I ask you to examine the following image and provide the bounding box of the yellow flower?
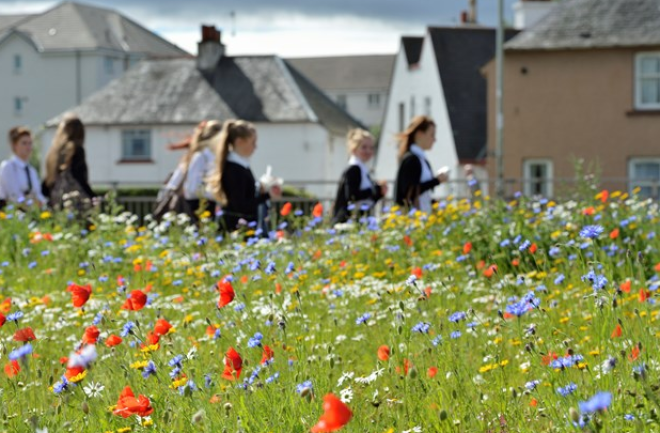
[131,360,149,370]
[69,370,87,383]
[117,427,132,433]
[170,377,188,388]
[40,211,51,219]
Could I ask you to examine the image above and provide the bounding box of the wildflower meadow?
[1,190,659,432]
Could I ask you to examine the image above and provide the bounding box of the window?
[424,97,432,116]
[14,97,23,115]
[635,53,660,109]
[410,95,416,119]
[104,57,115,75]
[629,158,660,198]
[13,55,21,73]
[523,159,553,197]
[398,102,405,131]
[367,93,381,108]
[336,94,347,110]
[121,130,151,161]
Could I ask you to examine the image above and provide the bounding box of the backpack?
[152,168,191,221]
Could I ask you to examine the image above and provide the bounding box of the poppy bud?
[525,343,533,353]
[192,410,204,424]
[81,401,89,415]
[569,407,580,423]
[612,297,617,309]
[224,403,233,415]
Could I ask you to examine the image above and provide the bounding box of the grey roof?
[402,36,424,66]
[0,1,188,57]
[286,55,395,92]
[429,27,518,162]
[507,0,660,50]
[0,15,33,30]
[50,56,363,135]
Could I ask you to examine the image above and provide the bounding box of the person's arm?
[344,165,374,202]
[0,161,25,202]
[29,165,47,205]
[183,153,205,199]
[70,148,96,198]
[396,155,422,206]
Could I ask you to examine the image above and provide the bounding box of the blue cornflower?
[7,311,23,322]
[9,343,33,360]
[142,361,157,379]
[525,380,540,390]
[432,336,443,346]
[579,391,612,413]
[120,321,135,337]
[405,275,418,286]
[625,414,635,421]
[449,311,467,323]
[169,366,181,379]
[579,225,604,239]
[234,303,246,312]
[581,270,608,290]
[356,313,371,325]
[249,260,261,271]
[204,374,213,388]
[264,262,276,275]
[296,380,313,394]
[549,246,560,257]
[266,372,280,384]
[519,240,531,251]
[550,354,584,369]
[554,274,565,285]
[53,376,73,394]
[168,354,184,368]
[247,332,263,348]
[412,322,431,334]
[450,331,461,339]
[556,383,577,396]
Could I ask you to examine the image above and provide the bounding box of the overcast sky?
[4,0,519,57]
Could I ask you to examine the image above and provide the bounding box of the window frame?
[628,157,660,198]
[14,97,23,116]
[336,94,347,110]
[522,158,553,197]
[13,54,21,74]
[634,52,660,110]
[121,129,152,162]
[367,93,381,109]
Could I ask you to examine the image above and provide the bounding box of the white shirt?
[0,155,46,205]
[348,155,375,209]
[409,144,433,213]
[183,148,216,200]
[226,151,250,169]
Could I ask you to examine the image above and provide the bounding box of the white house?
[0,1,187,160]
[287,55,395,132]
[43,26,364,199]
[375,26,518,198]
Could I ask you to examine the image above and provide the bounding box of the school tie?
[24,165,32,194]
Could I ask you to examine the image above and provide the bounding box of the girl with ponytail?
[208,119,281,231]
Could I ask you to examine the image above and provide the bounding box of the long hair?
[44,114,85,187]
[396,115,435,161]
[8,126,31,148]
[208,119,255,205]
[178,120,222,174]
[346,128,373,154]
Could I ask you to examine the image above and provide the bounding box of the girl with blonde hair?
[394,115,448,212]
[208,119,281,231]
[331,128,387,224]
[42,114,96,209]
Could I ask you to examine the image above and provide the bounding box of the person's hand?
[437,172,449,183]
[378,181,388,196]
[269,184,283,199]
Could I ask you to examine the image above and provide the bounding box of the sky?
[3,0,519,57]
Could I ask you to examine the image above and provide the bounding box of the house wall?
[41,122,342,198]
[326,89,389,130]
[485,47,660,195]
[0,33,142,160]
[375,31,459,198]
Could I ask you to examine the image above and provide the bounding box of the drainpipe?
[495,0,505,198]
[75,50,82,104]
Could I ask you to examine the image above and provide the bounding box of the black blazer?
[394,152,439,208]
[221,161,268,230]
[332,165,383,224]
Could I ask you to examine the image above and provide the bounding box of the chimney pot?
[197,24,225,71]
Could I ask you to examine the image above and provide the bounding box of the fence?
[104,176,660,223]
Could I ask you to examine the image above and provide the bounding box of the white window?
[13,55,21,73]
[398,102,405,131]
[629,158,660,198]
[424,97,432,116]
[523,159,553,197]
[336,94,347,110]
[410,95,416,119]
[367,93,381,108]
[104,57,115,75]
[635,53,660,109]
[14,97,23,115]
[121,130,151,161]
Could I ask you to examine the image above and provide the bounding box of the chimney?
[513,0,556,30]
[197,25,225,71]
[468,0,477,24]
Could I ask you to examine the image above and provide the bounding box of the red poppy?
[529,243,537,254]
[541,351,559,366]
[205,325,218,337]
[153,318,173,337]
[629,344,641,362]
[113,386,154,418]
[610,228,620,239]
[377,345,390,361]
[600,189,609,203]
[280,202,292,216]
[403,235,413,247]
[411,267,423,279]
[530,398,538,407]
[310,393,353,432]
[121,290,147,311]
[222,347,242,380]
[105,334,123,347]
[0,298,11,314]
[620,280,632,293]
[312,203,323,218]
[4,360,19,378]
[582,207,595,216]
[145,332,160,346]
[511,259,520,267]
[217,280,235,308]
[611,324,623,338]
[483,265,497,278]
[65,365,85,380]
[82,326,100,345]
[13,327,36,342]
[640,288,650,303]
[261,345,274,364]
[0,312,5,328]
[427,367,438,378]
[67,283,92,308]
[463,242,472,254]
[396,358,412,376]
[275,283,282,294]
